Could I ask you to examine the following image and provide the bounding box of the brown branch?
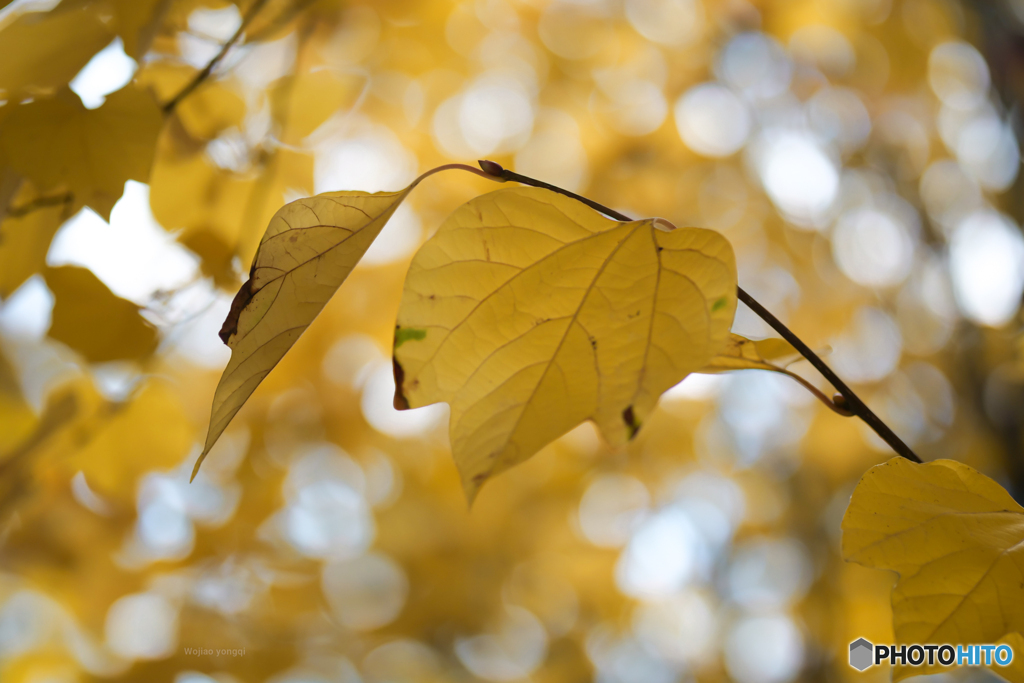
[162,0,271,114]
[477,159,923,464]
[5,192,73,218]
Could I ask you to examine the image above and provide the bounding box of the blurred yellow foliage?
[45,266,158,363]
[0,85,161,219]
[0,0,1021,681]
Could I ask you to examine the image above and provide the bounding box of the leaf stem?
[162,0,271,114]
[775,367,854,417]
[478,159,922,464]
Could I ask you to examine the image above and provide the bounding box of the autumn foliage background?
[0,0,1022,681]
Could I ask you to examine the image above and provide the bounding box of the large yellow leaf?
[842,457,1024,680]
[45,266,158,363]
[0,3,114,100]
[195,166,458,479]
[393,187,737,501]
[0,84,162,220]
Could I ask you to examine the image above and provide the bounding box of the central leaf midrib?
[496,222,643,459]
[411,222,635,389]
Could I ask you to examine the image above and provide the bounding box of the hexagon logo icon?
[850,638,874,671]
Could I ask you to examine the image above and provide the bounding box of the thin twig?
[162,0,271,114]
[775,367,854,416]
[477,159,923,464]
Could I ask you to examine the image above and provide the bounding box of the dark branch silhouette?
[5,192,73,219]
[162,0,271,114]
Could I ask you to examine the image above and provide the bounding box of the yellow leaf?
[148,143,252,244]
[110,0,169,59]
[842,457,1024,680]
[45,266,158,363]
[0,344,35,458]
[178,229,238,288]
[0,84,162,220]
[195,165,462,479]
[138,62,245,139]
[268,69,362,144]
[0,164,21,220]
[695,333,851,415]
[234,148,316,266]
[0,193,70,298]
[60,380,191,501]
[0,3,114,100]
[2,386,79,495]
[698,333,797,373]
[393,187,737,501]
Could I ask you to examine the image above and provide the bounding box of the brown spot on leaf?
[393,357,410,410]
[219,279,254,345]
[623,405,640,439]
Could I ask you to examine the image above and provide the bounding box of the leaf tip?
[463,471,490,509]
[189,451,207,483]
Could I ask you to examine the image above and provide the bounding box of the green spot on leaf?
[712,296,728,313]
[394,327,427,348]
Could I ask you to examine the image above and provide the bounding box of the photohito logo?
[850,639,873,671]
[849,639,1014,671]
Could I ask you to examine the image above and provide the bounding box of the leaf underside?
[195,185,417,479]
